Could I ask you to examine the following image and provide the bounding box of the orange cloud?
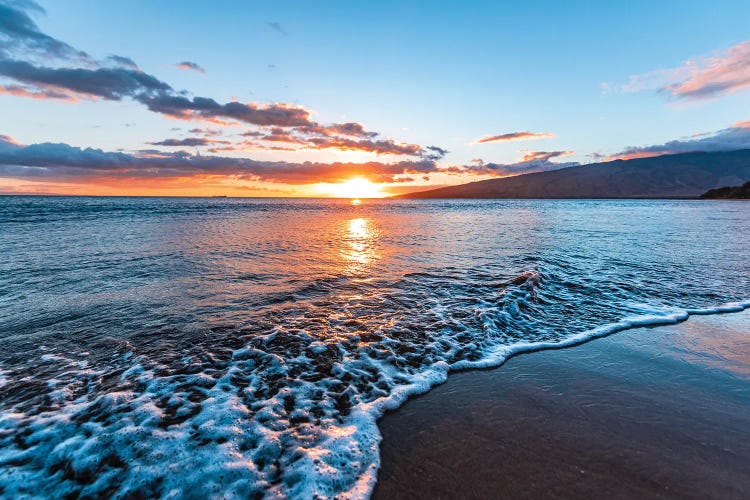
[175,61,205,73]
[0,84,77,101]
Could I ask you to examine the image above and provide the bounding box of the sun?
[325,178,384,198]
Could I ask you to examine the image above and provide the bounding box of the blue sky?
[1,0,750,195]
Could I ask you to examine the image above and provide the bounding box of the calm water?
[1,197,749,498]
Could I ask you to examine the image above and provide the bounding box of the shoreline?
[373,309,750,499]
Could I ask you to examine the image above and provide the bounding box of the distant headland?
[701,181,750,199]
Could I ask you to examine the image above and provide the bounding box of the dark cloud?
[475,131,554,144]
[0,58,171,100]
[240,130,265,138]
[305,136,424,156]
[423,145,449,160]
[148,137,230,147]
[0,0,88,60]
[443,150,577,177]
[176,61,205,73]
[230,126,437,157]
[107,55,138,70]
[0,1,445,160]
[267,22,287,35]
[138,94,313,127]
[608,122,750,160]
[297,122,378,138]
[0,135,441,184]
[0,2,312,129]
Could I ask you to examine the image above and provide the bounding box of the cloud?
[0,83,72,100]
[423,145,449,160]
[442,150,577,177]
[475,131,554,144]
[607,121,750,160]
[148,137,230,147]
[0,135,442,185]
[0,58,172,100]
[0,1,446,165]
[267,22,287,35]
[0,0,88,60]
[621,40,750,101]
[107,55,138,70]
[176,61,205,73]
[188,127,222,136]
[138,94,313,127]
[297,122,378,138]
[229,124,442,158]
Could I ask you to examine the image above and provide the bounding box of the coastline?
[374,310,750,499]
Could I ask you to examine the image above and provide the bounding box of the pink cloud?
[622,40,750,101]
[475,131,554,144]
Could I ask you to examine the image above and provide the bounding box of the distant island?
[700,181,750,199]
[397,149,750,199]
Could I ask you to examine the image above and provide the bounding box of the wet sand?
[374,311,750,499]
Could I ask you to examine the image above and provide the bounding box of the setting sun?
[324,178,385,198]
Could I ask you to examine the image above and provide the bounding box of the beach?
[375,310,750,499]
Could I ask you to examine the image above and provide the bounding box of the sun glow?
[324,178,384,198]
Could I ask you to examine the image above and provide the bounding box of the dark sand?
[374,311,750,499]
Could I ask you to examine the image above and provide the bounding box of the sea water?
[0,197,748,498]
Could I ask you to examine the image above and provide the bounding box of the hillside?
[397,150,750,199]
[700,181,750,199]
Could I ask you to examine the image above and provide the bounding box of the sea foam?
[1,280,747,498]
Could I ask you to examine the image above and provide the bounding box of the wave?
[2,292,747,499]
[355,297,750,498]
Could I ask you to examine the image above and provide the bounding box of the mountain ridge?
[396,149,750,199]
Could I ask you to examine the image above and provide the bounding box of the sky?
[1,0,750,197]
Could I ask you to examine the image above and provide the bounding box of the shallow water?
[0,197,748,498]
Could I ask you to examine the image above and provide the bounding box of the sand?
[374,310,750,499]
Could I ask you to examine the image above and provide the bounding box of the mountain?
[700,180,750,199]
[397,150,750,199]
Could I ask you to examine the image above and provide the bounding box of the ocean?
[1,196,748,498]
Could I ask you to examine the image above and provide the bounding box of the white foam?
[1,298,748,499]
[356,299,750,497]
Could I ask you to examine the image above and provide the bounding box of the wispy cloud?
[148,137,230,147]
[619,40,750,101]
[188,127,222,136]
[0,83,73,100]
[474,131,554,144]
[175,61,205,74]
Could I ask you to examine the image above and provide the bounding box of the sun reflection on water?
[341,217,379,273]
